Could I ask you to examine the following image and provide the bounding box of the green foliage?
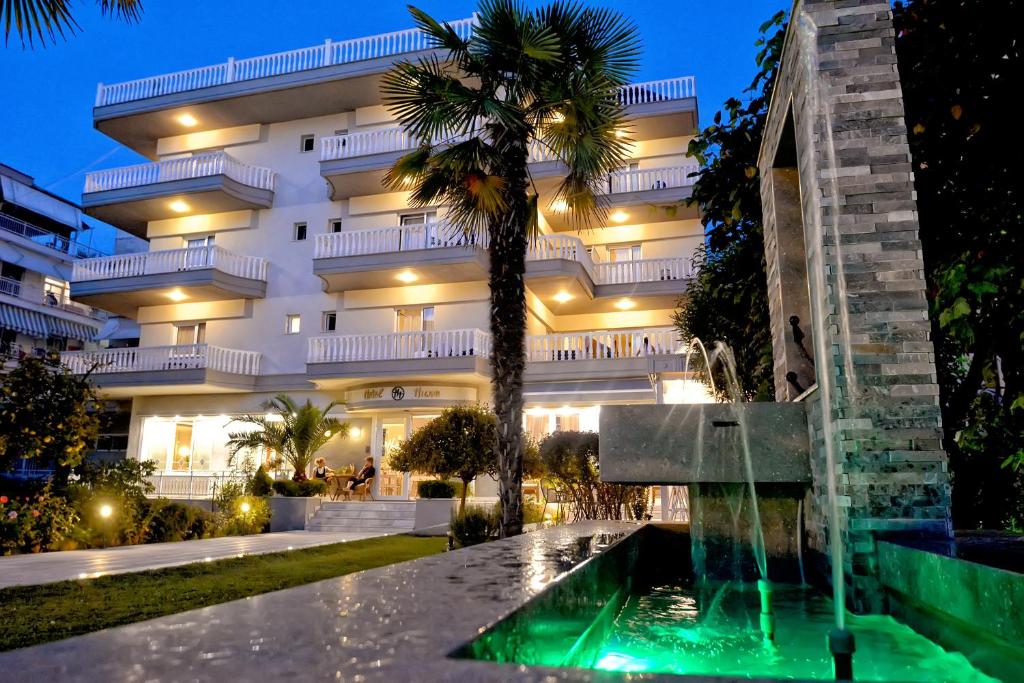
[390,405,498,510]
[143,500,212,543]
[250,465,275,497]
[538,431,648,521]
[384,2,640,537]
[227,394,348,481]
[0,487,78,554]
[672,12,786,402]
[893,0,1024,529]
[214,496,270,537]
[0,0,144,49]
[450,504,501,548]
[417,480,456,499]
[0,356,102,477]
[271,478,326,498]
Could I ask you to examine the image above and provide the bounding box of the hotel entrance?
[374,414,439,499]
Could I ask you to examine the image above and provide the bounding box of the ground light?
[98,504,113,519]
[239,501,251,514]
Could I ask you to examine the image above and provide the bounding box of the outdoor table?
[326,473,356,501]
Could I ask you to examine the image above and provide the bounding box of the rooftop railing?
[0,212,107,259]
[84,151,275,194]
[95,16,479,107]
[71,246,268,283]
[308,326,681,364]
[62,344,261,376]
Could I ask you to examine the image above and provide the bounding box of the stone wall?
[758,0,952,611]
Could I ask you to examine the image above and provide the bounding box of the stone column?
[758,0,952,612]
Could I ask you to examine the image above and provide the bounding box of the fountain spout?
[757,579,775,642]
[828,628,855,680]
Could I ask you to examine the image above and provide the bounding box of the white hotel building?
[62,17,707,500]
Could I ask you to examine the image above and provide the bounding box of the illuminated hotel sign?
[347,384,477,408]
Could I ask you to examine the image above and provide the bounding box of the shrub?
[450,505,500,548]
[214,495,270,536]
[272,478,326,497]
[523,499,545,525]
[144,500,211,543]
[417,480,456,499]
[250,466,274,497]
[0,488,78,554]
[67,459,158,547]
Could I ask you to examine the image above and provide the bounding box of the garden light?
[239,501,251,513]
[98,504,113,519]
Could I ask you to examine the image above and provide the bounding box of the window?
[293,222,308,241]
[395,306,434,332]
[608,245,642,262]
[321,311,337,332]
[175,322,206,345]
[329,219,343,234]
[300,134,315,152]
[525,414,550,443]
[554,413,580,433]
[171,422,193,471]
[43,277,68,306]
[399,211,437,226]
[285,314,301,334]
[186,235,214,248]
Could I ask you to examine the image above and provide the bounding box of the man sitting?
[347,456,376,496]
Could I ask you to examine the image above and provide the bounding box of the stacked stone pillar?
[758,0,952,611]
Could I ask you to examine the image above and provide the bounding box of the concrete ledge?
[270,496,322,532]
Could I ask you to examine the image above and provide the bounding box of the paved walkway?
[0,530,384,589]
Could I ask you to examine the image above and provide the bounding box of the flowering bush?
[0,488,79,554]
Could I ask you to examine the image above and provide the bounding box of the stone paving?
[0,530,384,589]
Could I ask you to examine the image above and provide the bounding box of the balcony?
[70,246,268,316]
[82,152,276,234]
[305,326,683,387]
[314,221,488,291]
[92,16,478,156]
[525,235,692,313]
[307,328,491,387]
[0,212,106,260]
[61,344,261,396]
[0,276,104,344]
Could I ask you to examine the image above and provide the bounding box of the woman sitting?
[312,457,333,480]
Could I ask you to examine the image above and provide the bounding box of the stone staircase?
[305,501,417,534]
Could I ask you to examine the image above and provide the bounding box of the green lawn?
[0,534,446,652]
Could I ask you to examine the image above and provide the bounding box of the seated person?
[347,456,376,492]
[312,457,333,480]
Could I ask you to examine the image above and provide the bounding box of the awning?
[1,175,82,229]
[0,241,71,280]
[0,303,49,336]
[0,302,101,341]
[94,316,140,341]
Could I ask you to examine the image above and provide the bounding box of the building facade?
[62,17,709,499]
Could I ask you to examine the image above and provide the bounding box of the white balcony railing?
[0,276,22,298]
[145,471,249,500]
[71,246,268,282]
[604,164,699,194]
[593,257,692,285]
[84,152,275,194]
[95,17,479,107]
[617,77,696,106]
[0,212,107,259]
[308,328,490,363]
[62,344,261,376]
[320,126,474,162]
[0,276,105,319]
[307,327,680,365]
[315,221,486,259]
[526,327,681,362]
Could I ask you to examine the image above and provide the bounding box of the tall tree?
[382,1,639,536]
[0,356,100,481]
[2,0,142,48]
[226,394,348,482]
[894,0,1023,529]
[672,12,786,402]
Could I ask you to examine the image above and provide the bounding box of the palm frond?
[2,0,142,47]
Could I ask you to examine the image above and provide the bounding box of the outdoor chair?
[349,477,374,501]
[540,478,570,523]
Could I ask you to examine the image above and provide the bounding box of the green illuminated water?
[590,583,997,681]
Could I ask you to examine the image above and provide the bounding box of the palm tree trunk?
[489,136,530,539]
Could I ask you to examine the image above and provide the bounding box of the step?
[312,510,416,520]
[307,524,413,533]
[306,520,415,530]
[318,502,415,512]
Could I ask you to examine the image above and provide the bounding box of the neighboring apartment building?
[62,16,709,499]
[0,164,109,365]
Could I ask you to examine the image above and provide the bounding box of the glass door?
[378,419,410,498]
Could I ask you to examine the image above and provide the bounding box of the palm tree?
[382,1,639,537]
[2,0,142,48]
[226,394,348,482]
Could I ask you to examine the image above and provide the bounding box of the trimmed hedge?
[144,500,212,543]
[272,479,327,497]
[417,480,456,499]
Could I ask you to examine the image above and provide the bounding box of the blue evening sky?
[1,0,783,248]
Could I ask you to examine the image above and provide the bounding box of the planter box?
[270,496,321,532]
[413,498,458,535]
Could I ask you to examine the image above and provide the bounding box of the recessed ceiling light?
[615,298,636,310]
[169,200,190,213]
[609,210,629,224]
[553,291,573,304]
[177,114,198,127]
[396,270,418,283]
[166,289,188,302]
